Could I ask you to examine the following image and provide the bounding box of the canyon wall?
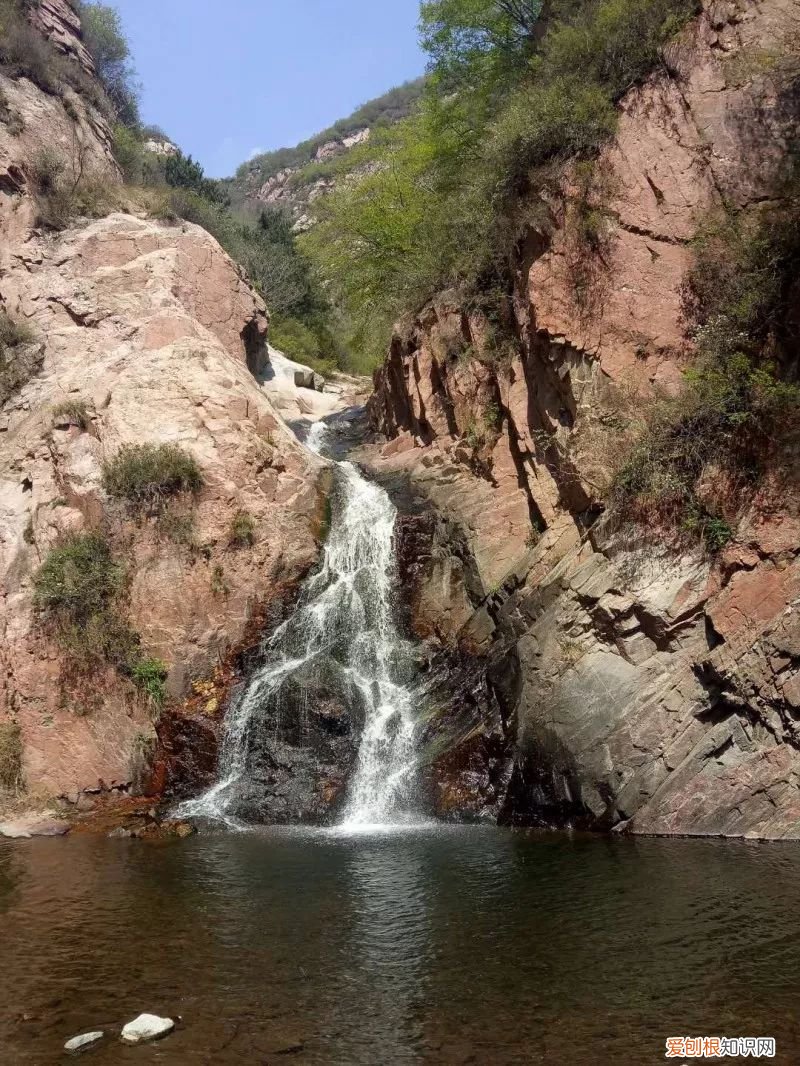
[0,2,326,811]
[366,0,800,837]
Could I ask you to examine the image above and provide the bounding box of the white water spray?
[177,422,422,829]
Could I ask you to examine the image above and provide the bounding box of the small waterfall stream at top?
[177,420,424,830]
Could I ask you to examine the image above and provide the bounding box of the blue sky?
[112,1,427,178]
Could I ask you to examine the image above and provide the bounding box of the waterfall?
[177,422,422,829]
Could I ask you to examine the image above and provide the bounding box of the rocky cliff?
[366,0,800,838]
[0,1,326,814]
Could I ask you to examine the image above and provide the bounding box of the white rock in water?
[120,1013,175,1044]
[64,1031,104,1052]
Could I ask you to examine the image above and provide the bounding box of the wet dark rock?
[155,712,221,802]
[417,647,514,822]
[226,661,364,824]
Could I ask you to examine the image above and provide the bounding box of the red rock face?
[0,11,328,813]
[27,0,97,77]
[365,0,800,838]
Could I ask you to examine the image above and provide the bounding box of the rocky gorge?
[0,0,799,848]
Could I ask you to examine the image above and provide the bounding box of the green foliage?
[305,0,695,370]
[129,657,168,710]
[112,123,166,185]
[612,188,800,549]
[77,1,139,126]
[33,533,169,700]
[0,722,22,793]
[420,0,542,98]
[229,509,256,548]
[165,151,226,204]
[102,443,203,509]
[268,316,338,376]
[52,397,90,429]
[34,532,124,625]
[33,532,138,667]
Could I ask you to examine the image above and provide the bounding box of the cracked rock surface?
[364,0,800,838]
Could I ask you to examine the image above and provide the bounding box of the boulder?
[293,368,326,392]
[120,1014,175,1044]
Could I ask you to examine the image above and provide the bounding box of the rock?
[107,827,132,839]
[120,1014,175,1044]
[362,0,800,840]
[0,816,70,838]
[292,367,326,393]
[0,209,325,802]
[64,1031,104,1053]
[294,369,314,389]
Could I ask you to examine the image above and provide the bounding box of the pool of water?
[1,827,798,1064]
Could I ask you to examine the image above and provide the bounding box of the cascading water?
[177,421,423,829]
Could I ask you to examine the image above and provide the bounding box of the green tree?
[78,2,140,126]
[165,151,226,204]
[419,0,544,91]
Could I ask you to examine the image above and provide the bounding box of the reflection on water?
[2,828,800,1064]
[340,833,431,1062]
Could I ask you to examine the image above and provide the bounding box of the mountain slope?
[226,78,425,228]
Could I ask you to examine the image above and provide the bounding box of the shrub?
[269,316,338,376]
[76,1,139,126]
[0,308,34,350]
[210,564,228,596]
[52,397,90,429]
[33,532,140,667]
[28,146,119,230]
[0,86,23,134]
[157,509,196,547]
[129,657,168,711]
[0,0,112,116]
[112,123,166,185]
[229,509,256,548]
[102,443,203,509]
[0,0,61,94]
[0,309,39,405]
[0,722,22,793]
[33,533,171,700]
[165,151,225,204]
[34,532,124,625]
